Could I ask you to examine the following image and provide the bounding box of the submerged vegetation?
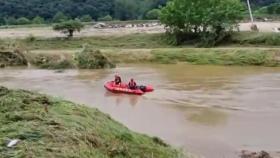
[26,53,74,69]
[0,86,181,157]
[0,44,116,69]
[75,47,115,69]
[0,49,28,67]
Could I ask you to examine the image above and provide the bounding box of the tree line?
[0,0,166,25]
[256,2,280,15]
[0,0,277,26]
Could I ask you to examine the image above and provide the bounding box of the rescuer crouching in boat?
[128,78,137,90]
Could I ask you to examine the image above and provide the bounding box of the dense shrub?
[80,15,93,22]
[0,49,28,67]
[32,16,45,24]
[75,47,115,69]
[98,15,113,21]
[16,17,31,25]
[145,9,161,20]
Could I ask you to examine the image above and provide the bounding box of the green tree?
[5,17,17,25]
[32,16,45,24]
[80,15,93,22]
[98,15,113,21]
[0,0,276,22]
[114,0,140,20]
[0,17,5,25]
[160,0,244,46]
[267,3,280,14]
[145,9,161,19]
[53,20,84,38]
[276,5,280,14]
[16,17,31,25]
[52,12,68,23]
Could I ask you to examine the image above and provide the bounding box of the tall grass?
[151,48,280,66]
[0,87,182,158]
[0,32,279,51]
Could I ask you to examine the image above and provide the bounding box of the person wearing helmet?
[128,78,137,89]
[114,74,122,86]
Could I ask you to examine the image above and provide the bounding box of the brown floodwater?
[1,64,280,158]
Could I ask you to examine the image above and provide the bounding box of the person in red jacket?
[128,78,137,89]
[114,74,122,86]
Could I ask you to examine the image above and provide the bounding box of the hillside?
[0,0,277,25]
[0,0,166,22]
[0,86,181,158]
[250,0,277,6]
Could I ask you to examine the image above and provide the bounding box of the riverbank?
[0,21,279,39]
[1,47,279,69]
[0,86,181,157]
[1,32,280,49]
[27,48,280,68]
[0,32,280,68]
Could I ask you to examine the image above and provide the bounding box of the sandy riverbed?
[0,22,279,39]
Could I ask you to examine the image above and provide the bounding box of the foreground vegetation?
[0,86,181,158]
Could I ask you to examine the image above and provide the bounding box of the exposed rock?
[93,22,107,28]
[241,150,272,158]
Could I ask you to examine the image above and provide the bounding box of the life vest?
[115,76,121,83]
[128,81,137,88]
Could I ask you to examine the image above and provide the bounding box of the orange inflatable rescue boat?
[104,81,154,95]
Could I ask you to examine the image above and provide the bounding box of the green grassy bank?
[1,32,280,51]
[0,86,181,158]
[149,48,280,66]
[0,20,159,30]
[29,48,280,67]
[1,32,280,68]
[1,47,279,69]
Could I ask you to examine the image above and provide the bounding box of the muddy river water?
[1,64,280,158]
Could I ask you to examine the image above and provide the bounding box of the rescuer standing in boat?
[114,74,122,86]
